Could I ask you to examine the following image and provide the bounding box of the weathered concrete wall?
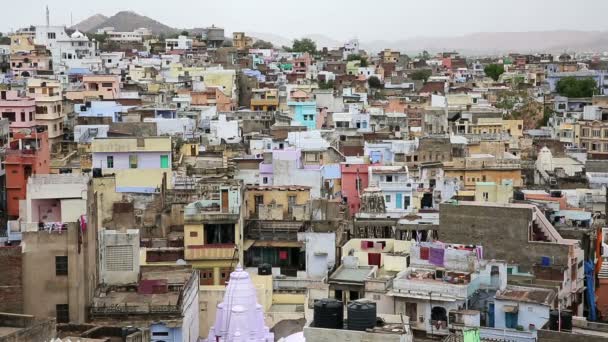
[0,247,23,313]
[0,314,55,342]
[538,329,608,342]
[439,203,570,270]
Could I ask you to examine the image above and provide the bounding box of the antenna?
[46,5,50,27]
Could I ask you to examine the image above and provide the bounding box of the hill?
[73,11,176,35]
[71,14,108,32]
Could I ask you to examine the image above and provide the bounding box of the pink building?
[0,90,36,131]
[205,265,274,342]
[341,161,370,216]
[293,53,312,74]
[66,75,121,101]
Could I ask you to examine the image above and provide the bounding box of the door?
[190,145,197,156]
[160,155,169,168]
[221,189,229,213]
[488,303,495,327]
[396,193,403,209]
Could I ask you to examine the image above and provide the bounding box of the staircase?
[599,257,608,279]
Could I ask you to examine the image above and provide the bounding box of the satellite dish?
[176,259,187,265]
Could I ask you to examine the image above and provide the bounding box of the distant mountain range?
[72,11,608,54]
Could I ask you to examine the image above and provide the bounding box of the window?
[483,192,489,201]
[160,155,169,168]
[385,175,393,182]
[582,128,590,137]
[190,231,198,237]
[47,32,56,39]
[20,112,25,122]
[385,195,391,203]
[55,256,68,276]
[262,177,268,184]
[56,304,69,323]
[29,88,34,94]
[106,156,114,168]
[29,112,33,121]
[129,155,138,168]
[404,196,410,209]
[105,246,133,271]
[101,82,113,88]
[593,130,601,138]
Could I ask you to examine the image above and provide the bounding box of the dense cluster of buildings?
[2,9,608,342]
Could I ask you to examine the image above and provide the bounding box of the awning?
[244,239,256,251]
[250,240,303,248]
[503,305,518,313]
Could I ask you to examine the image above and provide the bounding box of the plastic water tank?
[313,299,343,329]
[561,310,573,331]
[347,300,377,331]
[549,310,559,330]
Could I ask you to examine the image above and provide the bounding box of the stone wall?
[0,247,23,314]
[439,203,570,271]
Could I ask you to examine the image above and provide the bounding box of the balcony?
[185,244,237,260]
[377,181,415,191]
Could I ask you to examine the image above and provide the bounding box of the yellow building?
[27,78,65,143]
[245,185,311,220]
[10,33,35,53]
[444,155,522,190]
[250,88,279,111]
[474,180,514,204]
[183,182,243,285]
[502,120,524,138]
[232,32,253,50]
[91,137,173,191]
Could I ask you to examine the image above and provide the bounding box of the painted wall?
[298,232,336,279]
[494,299,549,331]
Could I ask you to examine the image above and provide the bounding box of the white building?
[35,26,99,73]
[165,35,193,52]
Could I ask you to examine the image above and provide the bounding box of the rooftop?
[495,285,556,306]
[329,264,376,284]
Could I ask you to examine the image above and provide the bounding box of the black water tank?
[347,300,377,331]
[561,310,573,331]
[92,168,102,178]
[549,310,559,330]
[258,263,272,275]
[314,299,343,329]
[513,190,525,201]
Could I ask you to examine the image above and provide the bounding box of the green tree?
[556,77,599,98]
[368,76,383,89]
[417,50,430,60]
[0,33,10,45]
[347,54,368,67]
[292,38,316,55]
[180,30,189,36]
[318,79,334,90]
[252,39,273,49]
[484,64,505,81]
[410,69,432,83]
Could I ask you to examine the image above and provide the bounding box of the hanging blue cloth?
[585,260,597,321]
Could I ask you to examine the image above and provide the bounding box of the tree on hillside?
[292,38,316,55]
[410,69,432,83]
[252,39,273,49]
[417,50,430,60]
[346,54,368,67]
[556,77,598,98]
[318,79,334,90]
[180,30,189,36]
[368,76,383,89]
[484,64,505,81]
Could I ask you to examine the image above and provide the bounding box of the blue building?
[289,100,317,130]
[74,101,133,122]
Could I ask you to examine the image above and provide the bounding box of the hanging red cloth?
[420,247,430,260]
[368,253,381,266]
[279,250,288,260]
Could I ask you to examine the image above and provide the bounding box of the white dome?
[71,30,85,39]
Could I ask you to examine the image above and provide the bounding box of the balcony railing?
[185,244,237,260]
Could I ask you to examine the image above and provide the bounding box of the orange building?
[5,129,50,218]
[187,88,233,111]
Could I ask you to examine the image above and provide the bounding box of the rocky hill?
[72,11,176,35]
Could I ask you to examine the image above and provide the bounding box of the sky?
[4,0,608,41]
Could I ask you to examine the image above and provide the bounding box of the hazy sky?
[4,0,608,41]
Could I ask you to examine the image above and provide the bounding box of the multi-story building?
[183,181,243,286]
[232,32,252,50]
[165,35,193,53]
[250,88,279,111]
[443,154,522,191]
[368,165,418,214]
[577,120,608,159]
[288,90,317,130]
[66,74,121,101]
[34,26,99,73]
[341,159,370,216]
[5,129,50,218]
[91,136,172,192]
[0,90,36,132]
[27,78,65,146]
[10,46,53,78]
